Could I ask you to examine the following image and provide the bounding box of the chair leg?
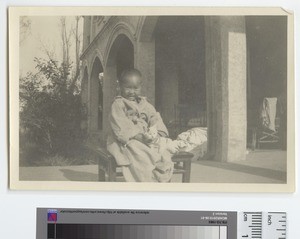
[252,128,257,151]
[182,160,192,183]
[107,161,117,182]
[98,161,106,182]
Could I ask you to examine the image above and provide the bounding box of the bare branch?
[20,16,32,44]
[69,16,82,93]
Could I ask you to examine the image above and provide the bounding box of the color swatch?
[48,224,227,239]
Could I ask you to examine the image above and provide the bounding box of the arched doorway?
[102,33,135,137]
[104,34,134,101]
[106,34,134,80]
[116,38,134,78]
[90,57,104,131]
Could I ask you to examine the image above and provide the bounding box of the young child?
[107,69,174,182]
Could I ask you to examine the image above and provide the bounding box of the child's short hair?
[119,69,142,85]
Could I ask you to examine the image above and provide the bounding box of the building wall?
[80,15,285,162]
[80,15,249,162]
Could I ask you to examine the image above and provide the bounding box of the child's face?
[120,74,142,101]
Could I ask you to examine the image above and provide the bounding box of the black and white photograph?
[9,7,295,191]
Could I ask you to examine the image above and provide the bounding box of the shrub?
[19,58,88,165]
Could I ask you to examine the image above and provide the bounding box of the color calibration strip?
[38,209,287,239]
[48,224,227,239]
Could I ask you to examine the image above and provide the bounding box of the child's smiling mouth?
[127,95,137,101]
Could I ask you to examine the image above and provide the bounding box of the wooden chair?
[248,101,281,150]
[87,145,193,183]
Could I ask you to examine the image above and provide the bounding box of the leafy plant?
[20,58,88,165]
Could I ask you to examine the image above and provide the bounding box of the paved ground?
[19,150,287,183]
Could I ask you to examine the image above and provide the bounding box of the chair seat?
[87,144,193,183]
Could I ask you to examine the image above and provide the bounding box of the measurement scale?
[239,212,287,239]
[37,208,287,239]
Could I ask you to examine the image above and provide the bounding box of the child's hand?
[149,114,158,126]
[133,133,152,145]
[143,133,154,144]
[133,133,144,143]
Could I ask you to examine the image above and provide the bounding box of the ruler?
[238,212,287,239]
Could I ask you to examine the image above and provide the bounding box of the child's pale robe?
[107,96,173,182]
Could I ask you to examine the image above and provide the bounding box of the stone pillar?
[205,16,247,162]
[89,73,99,131]
[102,65,118,140]
[135,41,155,105]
